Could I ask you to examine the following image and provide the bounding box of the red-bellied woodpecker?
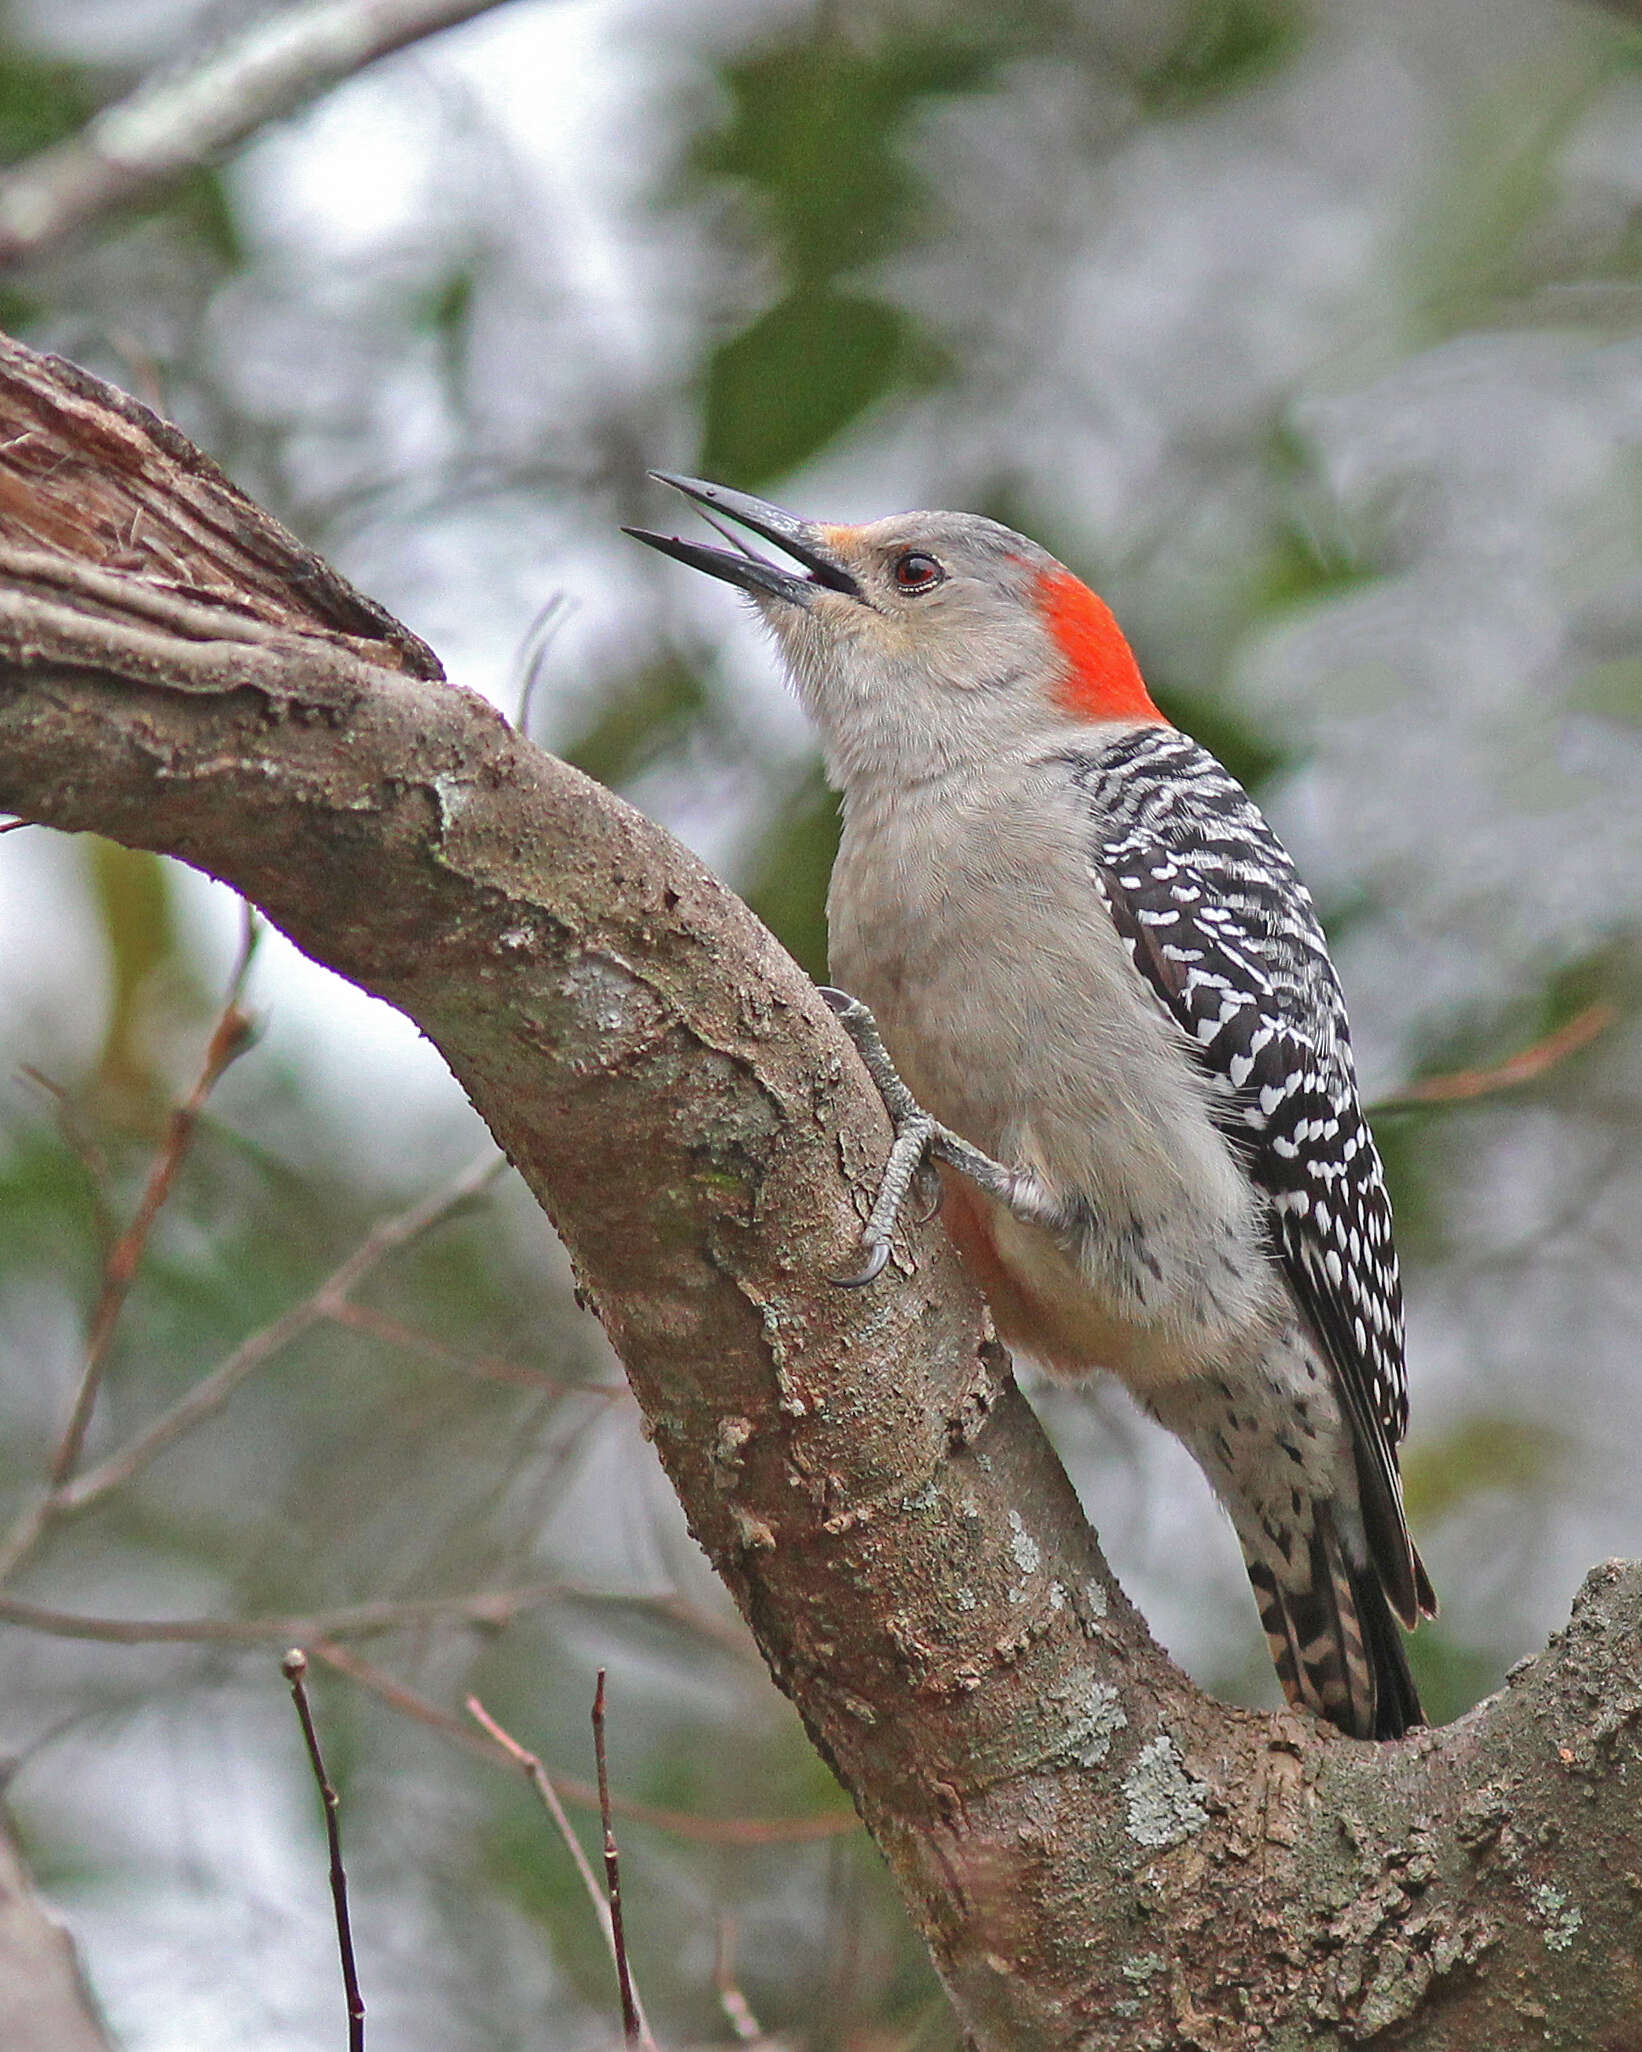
[626,473,1436,1740]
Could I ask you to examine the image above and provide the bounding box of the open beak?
[624,473,860,607]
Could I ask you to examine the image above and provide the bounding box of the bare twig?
[715,1918,768,2045]
[0,1582,574,1646]
[0,0,517,270]
[0,1152,505,1585]
[467,1693,656,2048]
[283,1650,365,2052]
[64,1152,501,1505]
[512,592,573,740]
[593,1669,642,2047]
[19,1065,117,1251]
[312,1641,856,1845]
[48,916,261,1489]
[1369,997,1617,1114]
[323,1298,618,1397]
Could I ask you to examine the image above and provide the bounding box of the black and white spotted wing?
[1064,727,1429,1627]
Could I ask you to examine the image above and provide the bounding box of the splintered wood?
[0,333,441,676]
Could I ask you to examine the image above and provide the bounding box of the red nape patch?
[1036,566,1166,724]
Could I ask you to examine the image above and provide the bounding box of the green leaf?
[162,165,242,268]
[87,839,210,1107]
[411,268,476,340]
[700,287,913,486]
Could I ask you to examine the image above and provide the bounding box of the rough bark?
[0,332,1636,2050]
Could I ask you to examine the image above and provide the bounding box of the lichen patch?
[1123,1735,1209,1848]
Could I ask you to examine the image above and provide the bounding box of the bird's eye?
[892,551,944,593]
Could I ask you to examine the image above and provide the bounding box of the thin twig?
[284,1650,365,2052]
[48,915,262,1489]
[322,1299,619,1398]
[512,591,573,739]
[467,1693,656,2049]
[19,1064,116,1250]
[0,1582,572,1645]
[593,1669,642,2047]
[715,1918,767,2045]
[311,1640,856,1845]
[1369,998,1616,1114]
[0,1152,505,1586]
[54,1153,504,1513]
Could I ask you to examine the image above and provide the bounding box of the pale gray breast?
[826,757,1260,1230]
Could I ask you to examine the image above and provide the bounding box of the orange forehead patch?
[1036,566,1164,725]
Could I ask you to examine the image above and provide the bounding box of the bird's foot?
[820,987,1066,1286]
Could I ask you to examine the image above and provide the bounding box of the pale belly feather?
[827,764,1289,1395]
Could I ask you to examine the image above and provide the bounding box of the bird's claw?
[824,985,943,1288]
[829,1237,892,1288]
[823,981,1066,1283]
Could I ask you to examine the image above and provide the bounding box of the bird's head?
[626,474,1164,791]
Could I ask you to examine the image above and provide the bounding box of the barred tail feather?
[1244,1507,1423,1741]
[1350,1548,1424,1740]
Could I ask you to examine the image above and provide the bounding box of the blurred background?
[2,0,1642,2043]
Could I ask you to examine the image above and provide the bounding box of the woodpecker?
[626,474,1435,1740]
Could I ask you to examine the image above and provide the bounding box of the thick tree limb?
[0,0,517,270]
[0,1809,116,2052]
[0,332,1637,2048]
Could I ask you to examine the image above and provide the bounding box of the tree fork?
[0,331,1635,2050]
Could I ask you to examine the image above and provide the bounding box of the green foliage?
[694,17,1007,284]
[1136,0,1308,113]
[1404,1623,1504,1729]
[159,164,242,269]
[1571,654,1642,724]
[690,9,1009,481]
[1370,949,1621,1262]
[701,285,925,485]
[1402,1415,1567,1529]
[412,268,477,339]
[556,656,711,790]
[0,44,96,159]
[1252,512,1377,617]
[0,282,38,334]
[86,838,206,1111]
[1401,46,1612,340]
[740,762,839,980]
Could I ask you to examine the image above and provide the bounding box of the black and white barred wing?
[1069,729,1431,1628]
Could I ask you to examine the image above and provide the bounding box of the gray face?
[626,475,1078,790]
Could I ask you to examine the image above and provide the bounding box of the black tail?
[1244,1505,1424,1740]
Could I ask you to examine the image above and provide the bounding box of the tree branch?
[0,0,517,270]
[0,331,1636,2048]
[0,1807,117,2052]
